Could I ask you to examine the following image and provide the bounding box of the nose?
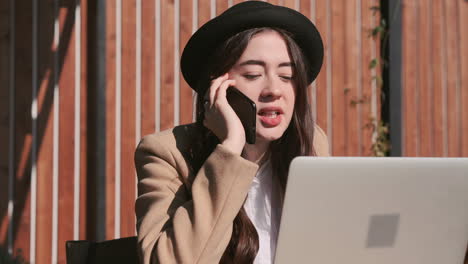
[260,77,282,101]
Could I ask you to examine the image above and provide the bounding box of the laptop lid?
[275,157,468,264]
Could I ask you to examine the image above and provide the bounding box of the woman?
[135,1,329,263]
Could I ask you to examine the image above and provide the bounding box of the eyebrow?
[278,62,294,68]
[238,60,294,68]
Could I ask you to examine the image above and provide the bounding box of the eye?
[280,75,293,81]
[243,74,261,80]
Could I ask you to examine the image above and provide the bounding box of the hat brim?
[180,1,324,93]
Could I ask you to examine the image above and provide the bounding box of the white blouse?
[243,160,282,264]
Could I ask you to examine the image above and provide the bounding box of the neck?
[242,138,270,164]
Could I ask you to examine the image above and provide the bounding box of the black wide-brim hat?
[180,0,324,93]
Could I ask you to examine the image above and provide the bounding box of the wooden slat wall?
[314,0,329,137]
[180,1,195,124]
[102,0,384,244]
[0,0,12,258]
[0,0,89,263]
[105,0,117,241]
[57,1,76,263]
[13,0,33,261]
[0,0,13,256]
[361,0,376,156]
[1,0,467,263]
[431,0,444,157]
[120,0,137,239]
[79,0,89,246]
[331,0,346,155]
[402,0,467,157]
[461,0,468,158]
[161,0,175,131]
[36,1,55,262]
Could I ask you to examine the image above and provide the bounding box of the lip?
[258,106,284,128]
[258,106,284,115]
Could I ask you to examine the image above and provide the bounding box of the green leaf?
[369,59,378,69]
[372,26,384,37]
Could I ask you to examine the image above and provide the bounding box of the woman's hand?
[203,73,246,155]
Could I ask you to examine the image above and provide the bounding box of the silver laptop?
[275,157,468,264]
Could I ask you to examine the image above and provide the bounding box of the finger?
[209,75,228,103]
[215,79,236,104]
[209,73,229,106]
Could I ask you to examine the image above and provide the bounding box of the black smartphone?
[226,87,256,144]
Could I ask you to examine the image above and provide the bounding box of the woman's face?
[228,30,296,143]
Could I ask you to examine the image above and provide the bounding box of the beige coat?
[134,123,330,264]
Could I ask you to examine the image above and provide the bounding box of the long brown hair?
[192,27,316,263]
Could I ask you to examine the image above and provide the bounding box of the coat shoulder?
[136,123,200,155]
[135,123,201,183]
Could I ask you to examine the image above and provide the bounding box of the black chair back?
[66,236,138,264]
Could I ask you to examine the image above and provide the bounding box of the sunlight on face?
[228,30,296,143]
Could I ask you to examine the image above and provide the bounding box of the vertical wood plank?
[402,0,418,156]
[180,1,194,125]
[445,0,461,157]
[105,0,116,240]
[314,0,329,136]
[141,0,156,135]
[373,1,381,143]
[460,0,468,157]
[79,0,89,241]
[161,0,175,130]
[417,0,433,156]
[431,0,444,157]
[299,0,313,126]
[13,0,32,259]
[330,0,346,156]
[282,0,296,10]
[441,0,449,157]
[233,0,245,5]
[36,0,56,261]
[198,0,212,28]
[299,0,311,21]
[344,0,360,156]
[360,0,373,156]
[57,1,76,262]
[267,0,280,6]
[120,0,137,237]
[0,0,11,248]
[216,0,229,15]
